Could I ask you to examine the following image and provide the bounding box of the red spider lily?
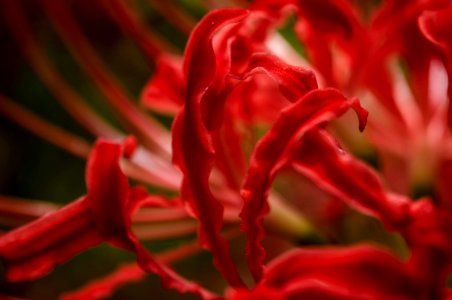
[0,0,451,299]
[0,137,215,299]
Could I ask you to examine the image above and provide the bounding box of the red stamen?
[133,221,198,240]
[0,196,59,227]
[40,0,172,154]
[0,95,91,158]
[1,0,119,139]
[62,228,241,300]
[149,0,196,36]
[101,0,177,63]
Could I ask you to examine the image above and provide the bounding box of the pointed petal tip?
[350,98,368,132]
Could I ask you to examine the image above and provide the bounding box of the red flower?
[0,137,214,299]
[229,245,421,300]
[0,0,451,299]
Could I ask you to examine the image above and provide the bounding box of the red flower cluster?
[0,0,451,299]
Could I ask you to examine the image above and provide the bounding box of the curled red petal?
[419,5,452,125]
[237,53,318,102]
[405,199,452,255]
[263,245,420,300]
[291,129,410,227]
[419,5,452,54]
[141,54,185,115]
[131,242,218,300]
[87,140,217,299]
[205,51,319,189]
[121,136,137,160]
[227,76,288,124]
[369,0,449,115]
[174,8,248,288]
[183,8,248,95]
[1,139,216,299]
[197,12,289,132]
[0,197,102,281]
[85,139,135,248]
[239,88,367,283]
[293,0,362,38]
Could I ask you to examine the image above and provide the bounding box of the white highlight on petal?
[426,60,448,158]
[266,33,308,66]
[267,33,327,87]
[389,58,422,133]
[428,59,448,108]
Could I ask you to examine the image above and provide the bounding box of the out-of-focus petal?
[419,4,452,123]
[262,245,421,300]
[141,55,185,115]
[404,199,452,255]
[371,0,449,114]
[0,139,134,282]
[419,5,452,55]
[294,0,361,38]
[230,244,443,299]
[86,139,136,248]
